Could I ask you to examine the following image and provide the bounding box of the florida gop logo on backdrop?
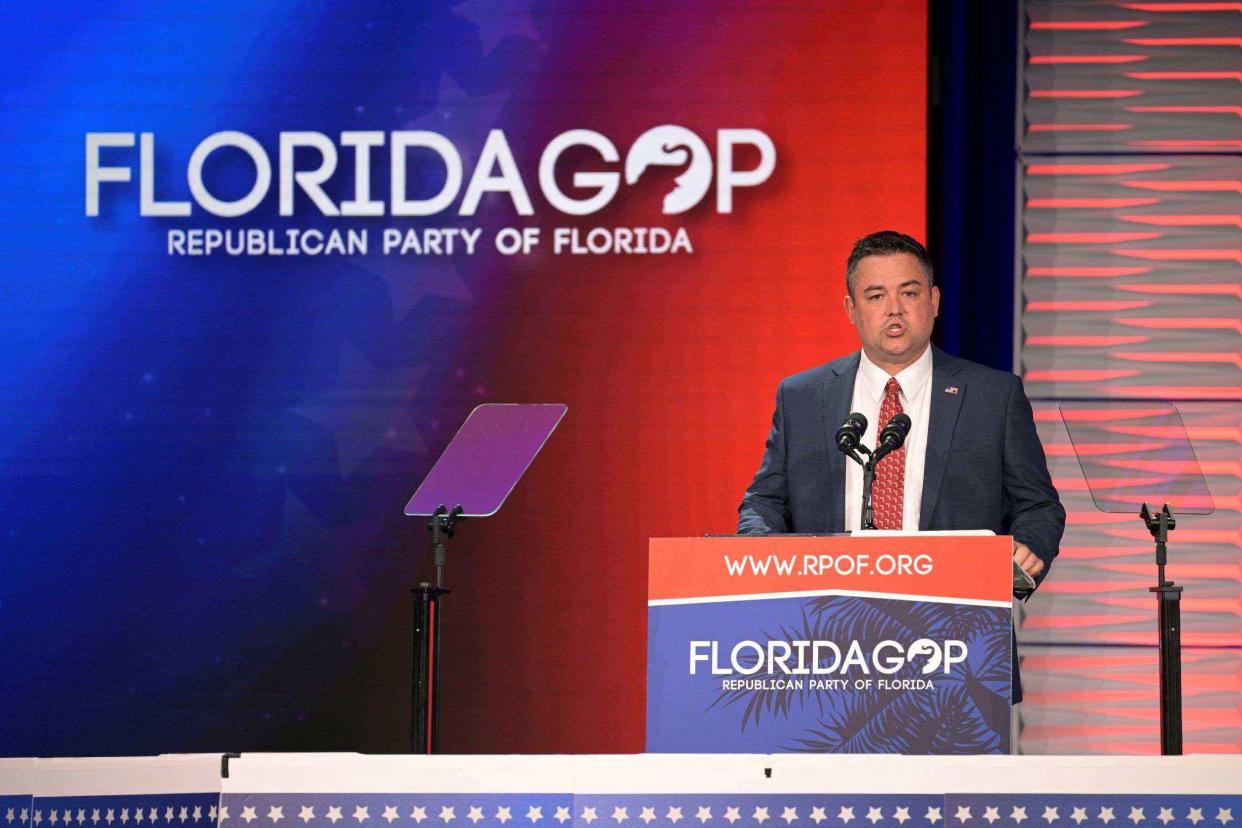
[84,126,776,258]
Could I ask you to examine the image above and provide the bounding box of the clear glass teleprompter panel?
[1058,401,1213,516]
[404,403,567,518]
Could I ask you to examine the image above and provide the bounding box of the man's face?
[843,252,940,372]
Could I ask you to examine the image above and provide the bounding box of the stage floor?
[1,754,1239,828]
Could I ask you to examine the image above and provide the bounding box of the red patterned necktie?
[873,377,906,530]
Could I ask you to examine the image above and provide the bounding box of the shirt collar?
[857,344,933,404]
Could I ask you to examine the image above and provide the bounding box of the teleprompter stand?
[1059,402,1212,757]
[403,403,567,754]
[410,504,462,754]
[1143,503,1183,756]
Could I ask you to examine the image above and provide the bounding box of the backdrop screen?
[0,1,926,754]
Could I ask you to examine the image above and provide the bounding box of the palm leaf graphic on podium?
[707,604,832,730]
[936,625,1011,739]
[710,596,1010,752]
[782,670,922,753]
[806,594,997,644]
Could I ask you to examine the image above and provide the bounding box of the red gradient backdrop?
[426,1,928,753]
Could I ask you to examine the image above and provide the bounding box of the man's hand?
[1013,541,1045,579]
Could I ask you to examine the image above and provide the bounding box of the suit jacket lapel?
[920,346,965,530]
[821,352,860,533]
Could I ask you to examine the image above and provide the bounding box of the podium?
[646,533,1014,755]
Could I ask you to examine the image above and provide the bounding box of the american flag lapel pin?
[945,386,959,395]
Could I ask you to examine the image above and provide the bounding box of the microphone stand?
[844,443,903,531]
[841,443,881,531]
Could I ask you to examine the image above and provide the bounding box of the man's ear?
[844,293,856,325]
[931,285,941,318]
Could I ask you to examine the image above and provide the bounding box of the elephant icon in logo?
[907,639,944,675]
[624,125,713,215]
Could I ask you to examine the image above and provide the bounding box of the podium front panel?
[646,534,1013,755]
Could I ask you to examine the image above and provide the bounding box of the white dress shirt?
[844,345,933,531]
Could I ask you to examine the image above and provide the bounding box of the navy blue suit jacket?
[737,346,1065,702]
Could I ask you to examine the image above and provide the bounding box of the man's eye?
[903,291,917,298]
[867,294,882,301]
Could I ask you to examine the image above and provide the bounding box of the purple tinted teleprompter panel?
[404,403,567,517]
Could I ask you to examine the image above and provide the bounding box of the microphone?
[835,412,868,454]
[877,413,912,454]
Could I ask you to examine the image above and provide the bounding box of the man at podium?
[737,230,1064,701]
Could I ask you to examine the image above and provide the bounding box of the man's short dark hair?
[845,230,935,296]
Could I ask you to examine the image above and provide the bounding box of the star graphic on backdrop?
[838,809,854,825]
[612,808,628,824]
[49,811,59,826]
[1157,809,1173,826]
[294,345,430,475]
[31,814,41,827]
[118,811,128,826]
[753,809,769,825]
[179,808,189,824]
[698,809,713,825]
[1217,809,1232,825]
[269,808,285,824]
[894,808,910,825]
[984,808,999,824]
[781,809,798,825]
[452,0,543,54]
[1128,808,1144,824]
[148,810,158,824]
[809,808,825,825]
[581,810,597,826]
[192,808,202,823]
[80,811,89,825]
[865,809,882,826]
[298,808,315,824]
[466,810,482,826]
[1188,811,1203,826]
[667,810,682,825]
[1100,808,1115,825]
[353,807,369,825]
[405,75,511,174]
[166,808,175,822]
[1042,807,1058,824]
[1012,807,1027,825]
[241,809,257,825]
[925,809,941,825]
[383,809,398,825]
[954,807,971,824]
[724,810,740,825]
[1070,809,1086,826]
[495,810,510,825]
[554,810,570,825]
[376,257,473,325]
[639,811,655,826]
[438,808,455,824]
[410,809,426,824]
[526,808,541,825]
[325,809,341,825]
[106,813,115,827]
